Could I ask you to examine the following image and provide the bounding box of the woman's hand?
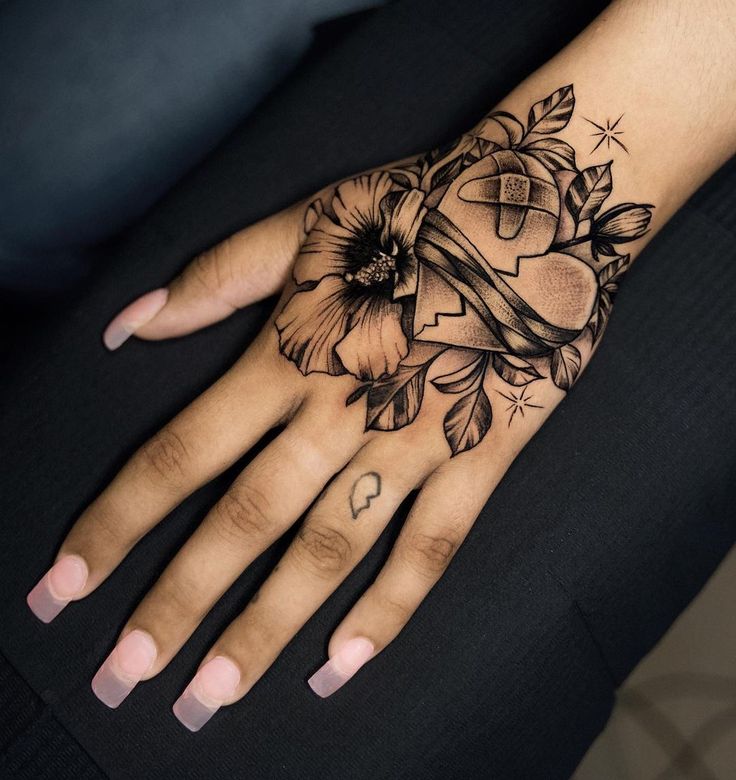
[28,82,655,731]
[26,0,736,731]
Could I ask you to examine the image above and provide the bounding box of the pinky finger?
[310,450,503,698]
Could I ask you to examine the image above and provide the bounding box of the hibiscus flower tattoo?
[276,173,425,380]
[275,85,654,455]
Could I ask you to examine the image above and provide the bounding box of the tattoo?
[496,386,544,427]
[349,472,381,519]
[584,114,629,155]
[275,85,654,455]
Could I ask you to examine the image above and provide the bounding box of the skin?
[28,0,736,729]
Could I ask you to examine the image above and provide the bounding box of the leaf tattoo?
[550,344,582,391]
[566,162,613,221]
[520,138,577,171]
[588,253,633,342]
[275,85,654,455]
[444,384,493,455]
[365,344,445,431]
[526,84,575,136]
[491,353,543,386]
[432,352,487,394]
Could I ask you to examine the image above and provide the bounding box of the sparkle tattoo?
[584,114,628,154]
[497,386,544,427]
[275,85,654,455]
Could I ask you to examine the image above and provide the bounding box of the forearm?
[488,0,735,240]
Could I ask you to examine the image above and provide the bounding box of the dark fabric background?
[1,0,735,778]
[0,0,373,292]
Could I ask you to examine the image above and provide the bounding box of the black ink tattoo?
[496,386,544,427]
[275,85,653,455]
[349,472,381,519]
[584,114,628,154]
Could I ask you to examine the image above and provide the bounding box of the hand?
[38,50,724,731]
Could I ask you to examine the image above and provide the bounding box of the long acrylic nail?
[308,637,375,698]
[173,656,241,732]
[102,287,168,351]
[91,629,157,708]
[27,554,88,623]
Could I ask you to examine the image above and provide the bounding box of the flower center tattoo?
[275,85,654,456]
[345,247,397,288]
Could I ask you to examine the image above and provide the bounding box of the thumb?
[102,205,303,350]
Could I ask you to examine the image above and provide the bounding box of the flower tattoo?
[275,85,654,455]
[276,173,425,380]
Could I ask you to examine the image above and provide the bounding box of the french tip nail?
[172,689,217,732]
[173,657,240,732]
[27,554,88,623]
[308,637,375,699]
[91,630,157,709]
[102,323,133,351]
[102,288,169,351]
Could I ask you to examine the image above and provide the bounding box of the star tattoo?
[584,114,629,154]
[496,386,544,427]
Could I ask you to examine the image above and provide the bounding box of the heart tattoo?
[275,85,653,455]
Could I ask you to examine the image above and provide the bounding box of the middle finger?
[172,423,446,730]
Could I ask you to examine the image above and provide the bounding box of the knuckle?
[292,523,353,578]
[212,485,274,544]
[152,571,204,623]
[401,528,462,577]
[139,428,189,488]
[189,239,237,300]
[88,500,129,549]
[189,250,220,295]
[375,586,412,621]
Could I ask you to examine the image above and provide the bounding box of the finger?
[90,393,366,708]
[27,339,299,623]
[171,428,446,731]
[102,205,304,349]
[313,445,506,698]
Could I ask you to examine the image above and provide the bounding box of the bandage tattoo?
[275,85,653,455]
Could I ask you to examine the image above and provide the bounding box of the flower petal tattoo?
[275,85,654,455]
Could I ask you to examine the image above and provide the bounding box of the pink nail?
[173,656,241,732]
[91,629,157,708]
[308,637,375,698]
[27,554,88,623]
[102,288,168,351]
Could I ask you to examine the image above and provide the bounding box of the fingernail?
[26,554,88,623]
[91,629,157,708]
[308,637,375,698]
[173,656,241,732]
[103,287,168,351]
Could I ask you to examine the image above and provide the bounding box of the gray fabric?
[0,0,376,291]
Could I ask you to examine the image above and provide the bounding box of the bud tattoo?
[275,85,654,455]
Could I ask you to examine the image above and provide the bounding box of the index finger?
[27,340,299,622]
